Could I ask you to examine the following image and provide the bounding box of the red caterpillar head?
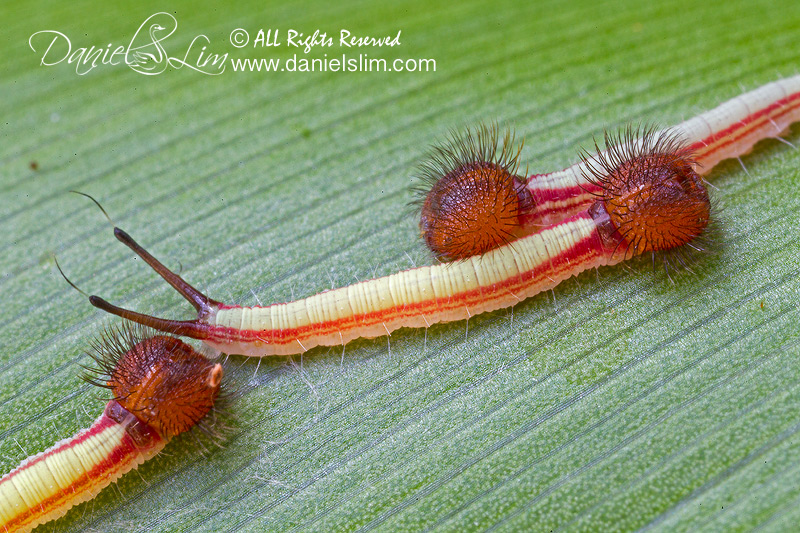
[85,326,223,439]
[584,126,712,264]
[414,124,533,261]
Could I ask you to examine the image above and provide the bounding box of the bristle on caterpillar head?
[413,123,533,261]
[83,324,223,439]
[583,126,712,265]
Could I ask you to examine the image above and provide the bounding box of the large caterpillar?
[85,76,800,357]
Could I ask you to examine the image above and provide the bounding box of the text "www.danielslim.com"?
[230,54,436,73]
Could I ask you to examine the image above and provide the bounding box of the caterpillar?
[0,327,223,533]
[85,76,800,357]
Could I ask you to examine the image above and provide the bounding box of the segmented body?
[0,403,164,533]
[0,333,222,533]
[89,76,800,357]
[208,213,615,355]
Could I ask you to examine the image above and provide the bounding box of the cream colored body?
[209,214,618,356]
[0,414,163,533]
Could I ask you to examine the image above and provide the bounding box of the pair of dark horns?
[87,227,218,340]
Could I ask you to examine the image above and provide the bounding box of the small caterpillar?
[84,76,800,357]
[0,327,223,533]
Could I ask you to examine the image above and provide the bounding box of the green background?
[2,0,800,531]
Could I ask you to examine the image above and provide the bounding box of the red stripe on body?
[690,91,800,162]
[1,414,119,498]
[209,214,607,347]
[522,182,602,226]
[2,404,163,532]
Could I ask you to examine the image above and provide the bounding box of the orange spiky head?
[584,127,711,261]
[414,124,533,261]
[85,326,222,439]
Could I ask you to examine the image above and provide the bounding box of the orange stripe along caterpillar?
[81,76,800,357]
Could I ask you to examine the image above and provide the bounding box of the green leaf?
[3,0,800,531]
